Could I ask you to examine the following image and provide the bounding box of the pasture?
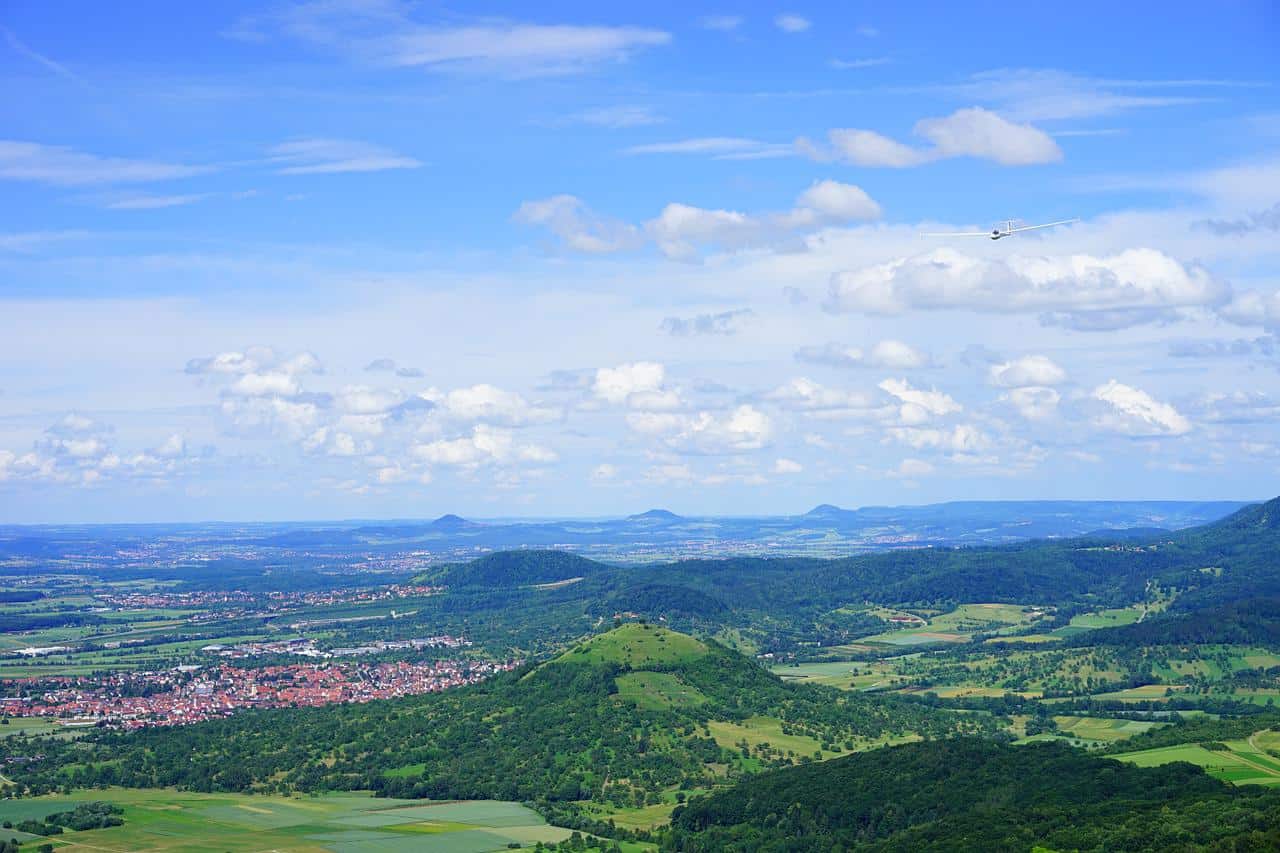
[0,789,574,852]
[1114,734,1280,787]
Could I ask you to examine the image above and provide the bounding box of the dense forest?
[665,739,1280,851]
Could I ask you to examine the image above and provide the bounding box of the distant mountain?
[627,508,683,523]
[801,503,850,521]
[429,513,476,531]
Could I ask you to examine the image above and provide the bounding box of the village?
[0,656,519,729]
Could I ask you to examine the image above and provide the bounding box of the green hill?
[551,622,708,667]
[668,738,1280,851]
[428,549,608,588]
[7,624,994,824]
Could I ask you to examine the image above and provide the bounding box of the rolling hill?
[5,624,994,818]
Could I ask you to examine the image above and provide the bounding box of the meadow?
[0,789,574,852]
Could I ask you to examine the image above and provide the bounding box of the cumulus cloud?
[878,378,961,424]
[2,416,201,486]
[889,458,934,479]
[765,378,876,413]
[773,458,803,474]
[989,355,1067,387]
[411,424,555,467]
[425,383,559,426]
[1002,386,1061,420]
[517,179,880,259]
[1219,289,1280,332]
[825,248,1226,330]
[660,309,753,337]
[887,424,991,453]
[513,194,642,253]
[1092,380,1191,436]
[795,339,930,369]
[799,107,1061,168]
[593,362,666,405]
[627,404,773,454]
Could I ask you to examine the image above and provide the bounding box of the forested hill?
[6,625,993,805]
[398,496,1280,654]
[667,738,1280,851]
[430,549,606,588]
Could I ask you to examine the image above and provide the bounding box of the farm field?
[1113,732,1280,787]
[0,789,575,852]
[849,602,1049,648]
[1015,715,1166,747]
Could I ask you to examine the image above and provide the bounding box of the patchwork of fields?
[1114,730,1280,787]
[0,790,576,852]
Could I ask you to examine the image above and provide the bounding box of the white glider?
[921,218,1078,241]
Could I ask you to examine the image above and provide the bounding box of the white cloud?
[268,139,421,175]
[660,309,753,337]
[879,378,962,424]
[624,137,789,158]
[105,193,214,210]
[0,140,210,186]
[411,424,555,467]
[513,195,642,253]
[799,107,1061,168]
[518,180,880,258]
[826,248,1226,330]
[915,108,1063,165]
[808,129,926,168]
[1092,380,1191,436]
[989,355,1067,387]
[765,378,875,412]
[572,105,665,128]
[889,458,934,478]
[773,458,803,474]
[698,15,743,31]
[789,180,882,223]
[629,405,773,454]
[1003,386,1061,420]
[887,424,990,453]
[775,14,811,33]
[430,383,558,426]
[590,463,619,481]
[593,362,666,404]
[796,339,930,369]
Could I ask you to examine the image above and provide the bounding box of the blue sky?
[1,1,1278,522]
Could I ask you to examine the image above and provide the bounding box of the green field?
[1113,734,1280,787]
[853,602,1047,647]
[0,789,574,852]
[615,671,708,710]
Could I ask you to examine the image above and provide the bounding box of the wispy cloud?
[0,141,210,186]
[934,69,1249,122]
[624,137,794,160]
[572,105,666,128]
[103,193,216,210]
[698,15,743,32]
[829,57,890,70]
[268,139,422,175]
[775,14,811,33]
[231,5,671,77]
[1,27,83,83]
